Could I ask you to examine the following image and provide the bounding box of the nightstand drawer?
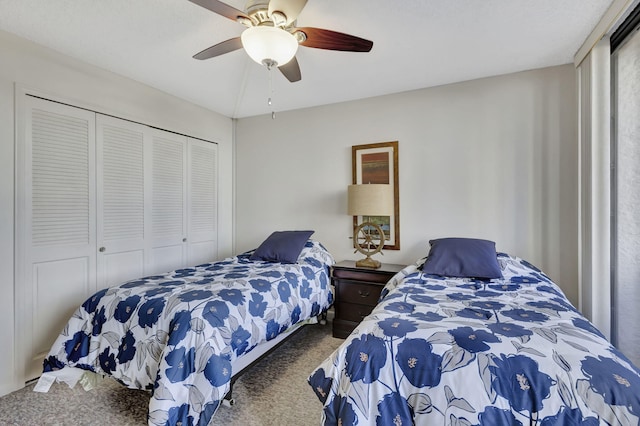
[331,261,405,339]
[335,301,375,323]
[336,281,382,306]
[332,267,393,284]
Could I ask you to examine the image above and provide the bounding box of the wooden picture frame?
[352,141,400,250]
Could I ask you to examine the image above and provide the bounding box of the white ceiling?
[0,0,612,118]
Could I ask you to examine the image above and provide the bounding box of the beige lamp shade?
[348,184,393,216]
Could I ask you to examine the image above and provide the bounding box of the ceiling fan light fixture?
[241,26,299,67]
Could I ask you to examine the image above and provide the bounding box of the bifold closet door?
[148,134,218,272]
[187,138,218,265]
[16,95,219,383]
[16,96,97,380]
[150,129,188,274]
[96,115,148,289]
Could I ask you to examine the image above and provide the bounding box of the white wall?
[0,30,234,395]
[236,64,578,304]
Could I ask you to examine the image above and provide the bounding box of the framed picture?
[352,141,399,250]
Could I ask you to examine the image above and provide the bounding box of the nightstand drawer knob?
[358,290,370,297]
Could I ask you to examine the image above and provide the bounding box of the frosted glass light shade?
[348,184,393,216]
[241,26,298,67]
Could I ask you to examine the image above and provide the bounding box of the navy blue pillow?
[250,230,315,263]
[422,238,503,279]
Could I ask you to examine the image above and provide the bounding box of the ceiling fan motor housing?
[245,0,279,26]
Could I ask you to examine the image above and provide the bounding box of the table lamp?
[347,184,393,268]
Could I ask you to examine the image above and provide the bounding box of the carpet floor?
[0,323,343,425]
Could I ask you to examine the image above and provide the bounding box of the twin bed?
[37,232,334,426]
[309,238,640,425]
[37,235,640,425]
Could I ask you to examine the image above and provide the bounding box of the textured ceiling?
[0,0,612,118]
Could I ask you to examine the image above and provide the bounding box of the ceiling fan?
[188,0,373,82]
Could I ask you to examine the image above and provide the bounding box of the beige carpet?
[0,323,343,425]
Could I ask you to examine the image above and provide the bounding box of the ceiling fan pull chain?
[268,64,276,119]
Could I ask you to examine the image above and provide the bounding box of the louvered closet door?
[96,115,148,289]
[17,97,96,380]
[187,138,218,265]
[150,129,187,274]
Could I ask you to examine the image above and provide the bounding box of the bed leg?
[222,384,235,407]
[319,311,327,325]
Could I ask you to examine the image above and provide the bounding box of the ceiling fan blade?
[268,0,308,25]
[188,0,250,23]
[193,37,243,60]
[278,57,302,82]
[296,27,373,52]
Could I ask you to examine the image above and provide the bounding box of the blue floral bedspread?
[309,254,640,425]
[42,240,333,426]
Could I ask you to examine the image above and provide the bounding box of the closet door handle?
[99,247,106,252]
[182,238,187,242]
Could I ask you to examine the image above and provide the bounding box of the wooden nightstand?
[332,260,406,338]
